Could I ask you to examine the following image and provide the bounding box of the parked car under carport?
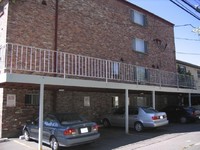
[101,106,169,132]
[161,105,199,123]
[22,113,100,150]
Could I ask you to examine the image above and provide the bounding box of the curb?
[0,138,9,143]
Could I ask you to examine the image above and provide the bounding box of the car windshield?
[56,113,84,125]
[141,107,158,113]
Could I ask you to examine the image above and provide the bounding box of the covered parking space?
[1,73,199,150]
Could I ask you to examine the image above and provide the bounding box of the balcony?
[0,43,196,89]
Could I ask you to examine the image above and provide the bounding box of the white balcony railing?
[0,43,196,89]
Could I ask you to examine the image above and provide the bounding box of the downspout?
[53,0,58,112]
[54,0,58,73]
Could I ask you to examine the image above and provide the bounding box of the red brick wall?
[6,0,176,72]
[1,88,54,137]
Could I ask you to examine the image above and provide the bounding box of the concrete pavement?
[1,122,200,150]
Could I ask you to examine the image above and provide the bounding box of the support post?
[152,91,156,109]
[189,93,191,107]
[38,83,44,150]
[125,89,129,134]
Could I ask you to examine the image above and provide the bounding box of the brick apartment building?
[0,0,199,138]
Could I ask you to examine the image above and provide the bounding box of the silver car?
[23,113,100,150]
[102,106,168,132]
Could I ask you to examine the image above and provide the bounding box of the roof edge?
[176,60,200,69]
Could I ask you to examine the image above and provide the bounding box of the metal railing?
[0,43,196,89]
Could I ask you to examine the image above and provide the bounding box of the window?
[44,115,59,127]
[132,38,148,53]
[112,96,119,108]
[84,96,90,107]
[131,10,147,26]
[113,62,120,76]
[136,66,148,81]
[25,94,39,105]
[197,70,200,78]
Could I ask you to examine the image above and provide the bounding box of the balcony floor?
[0,73,199,94]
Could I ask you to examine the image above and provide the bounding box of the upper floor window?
[131,10,147,26]
[136,66,148,81]
[132,38,148,53]
[113,62,120,76]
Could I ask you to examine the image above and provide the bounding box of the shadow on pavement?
[60,121,200,150]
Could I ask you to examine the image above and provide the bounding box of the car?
[184,106,200,120]
[192,105,200,111]
[23,113,100,150]
[101,106,168,132]
[161,105,198,123]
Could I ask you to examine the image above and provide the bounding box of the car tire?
[103,119,111,128]
[134,122,143,132]
[50,136,59,150]
[180,117,187,123]
[24,130,30,141]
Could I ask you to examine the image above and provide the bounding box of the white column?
[38,83,44,150]
[125,89,129,134]
[189,93,191,107]
[152,91,156,109]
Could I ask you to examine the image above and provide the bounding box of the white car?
[102,106,168,132]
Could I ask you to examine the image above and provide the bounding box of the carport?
[0,73,198,150]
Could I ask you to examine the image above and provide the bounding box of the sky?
[127,0,200,66]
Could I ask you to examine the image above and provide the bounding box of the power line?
[169,0,200,20]
[175,37,200,41]
[175,24,196,28]
[181,0,200,13]
[176,51,200,55]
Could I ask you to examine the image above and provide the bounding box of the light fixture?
[58,89,64,92]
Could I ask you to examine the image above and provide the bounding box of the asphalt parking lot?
[1,122,200,150]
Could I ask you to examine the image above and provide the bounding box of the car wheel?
[180,117,187,123]
[103,119,111,128]
[24,130,30,141]
[50,136,59,150]
[134,122,143,132]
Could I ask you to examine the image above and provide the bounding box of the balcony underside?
[0,73,199,94]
